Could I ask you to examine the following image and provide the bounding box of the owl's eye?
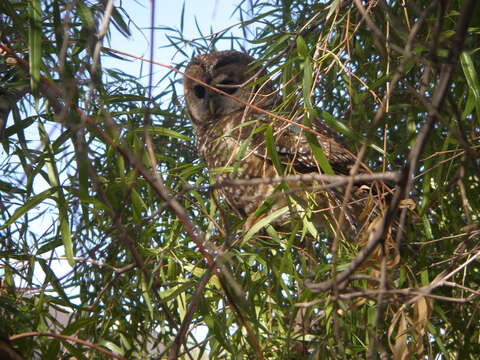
[193,85,206,99]
[216,80,238,95]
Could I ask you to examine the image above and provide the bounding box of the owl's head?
[183,50,275,128]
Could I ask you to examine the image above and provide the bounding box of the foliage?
[0,0,479,359]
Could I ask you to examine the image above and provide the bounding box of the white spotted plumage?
[183,51,372,233]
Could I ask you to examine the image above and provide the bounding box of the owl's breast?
[219,154,279,218]
[197,123,283,219]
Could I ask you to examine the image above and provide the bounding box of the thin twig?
[10,332,127,360]
[306,0,477,293]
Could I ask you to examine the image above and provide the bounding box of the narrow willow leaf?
[4,116,36,138]
[461,52,480,100]
[104,94,150,103]
[321,110,385,155]
[177,291,187,322]
[135,126,191,141]
[44,340,61,359]
[265,125,284,175]
[296,35,309,58]
[302,57,314,112]
[326,0,341,20]
[233,131,253,175]
[157,282,194,303]
[38,259,71,304]
[304,129,334,174]
[266,225,280,243]
[240,9,277,28]
[110,108,182,118]
[242,206,289,245]
[62,343,86,360]
[0,180,25,194]
[462,89,476,119]
[111,7,131,37]
[0,187,57,230]
[98,341,124,356]
[131,188,147,222]
[303,214,318,239]
[460,51,480,119]
[320,110,352,136]
[58,213,73,266]
[141,277,154,319]
[77,2,95,28]
[180,1,185,33]
[28,0,42,93]
[209,166,235,174]
[118,333,132,352]
[251,32,291,45]
[301,58,334,174]
[62,318,97,336]
[420,269,429,286]
[38,122,74,267]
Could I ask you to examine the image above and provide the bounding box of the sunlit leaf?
[27,0,41,93]
[0,187,57,230]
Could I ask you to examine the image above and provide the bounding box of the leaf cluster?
[0,0,479,359]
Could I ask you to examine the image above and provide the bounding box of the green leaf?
[242,206,289,245]
[326,0,341,20]
[77,2,95,28]
[39,122,74,267]
[0,187,57,230]
[209,166,235,174]
[461,51,480,119]
[62,318,97,336]
[300,58,334,174]
[304,128,334,175]
[135,126,191,141]
[296,36,309,58]
[157,282,195,303]
[265,125,284,175]
[141,277,154,320]
[180,1,185,33]
[131,188,147,222]
[232,130,254,175]
[420,269,429,286]
[103,94,150,103]
[111,7,131,37]
[302,58,314,112]
[44,339,61,359]
[98,340,125,356]
[0,180,25,194]
[38,259,71,304]
[4,116,36,138]
[28,0,42,93]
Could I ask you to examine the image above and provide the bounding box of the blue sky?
[3,1,249,290]
[22,1,248,285]
[104,0,246,84]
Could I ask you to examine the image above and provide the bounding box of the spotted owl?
[183,50,378,236]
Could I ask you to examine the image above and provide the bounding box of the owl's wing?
[250,116,357,176]
[279,129,356,175]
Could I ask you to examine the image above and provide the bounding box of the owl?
[183,50,379,237]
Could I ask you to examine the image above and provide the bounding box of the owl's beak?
[208,98,217,115]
